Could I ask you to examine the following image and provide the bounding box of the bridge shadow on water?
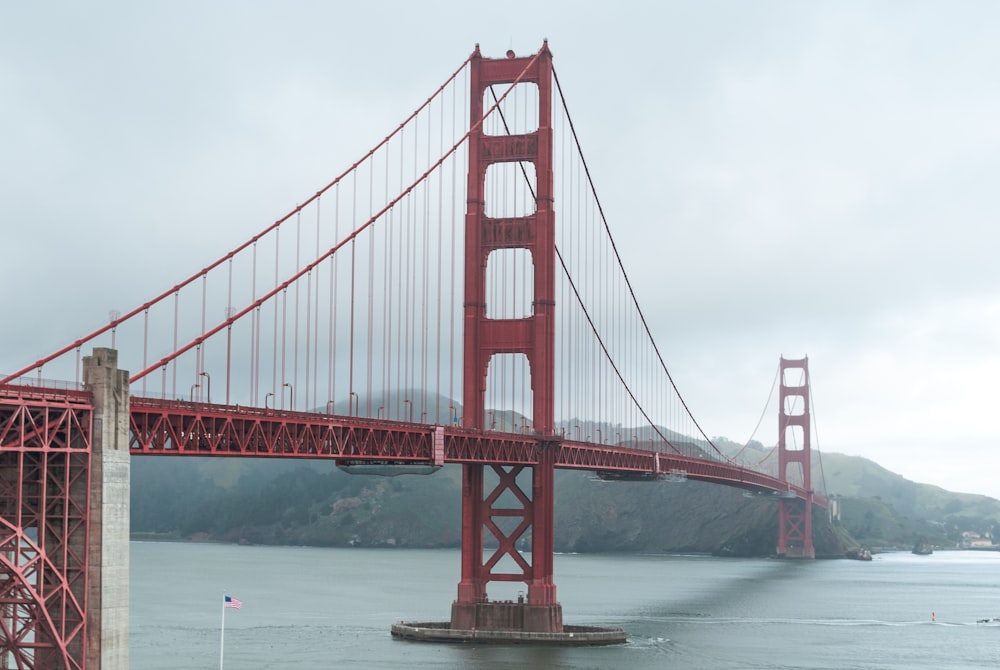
[642,558,819,622]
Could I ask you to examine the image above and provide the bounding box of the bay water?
[131,542,1000,669]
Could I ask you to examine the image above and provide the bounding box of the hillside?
[817,452,1000,548]
[131,441,1000,555]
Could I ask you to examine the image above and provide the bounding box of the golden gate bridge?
[0,41,825,668]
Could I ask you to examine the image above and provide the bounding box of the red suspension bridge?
[0,42,826,667]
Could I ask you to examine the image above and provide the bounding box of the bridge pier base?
[450,601,563,633]
[83,348,131,669]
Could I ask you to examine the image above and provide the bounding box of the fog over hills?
[131,400,1000,556]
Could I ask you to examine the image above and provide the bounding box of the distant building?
[960,531,994,549]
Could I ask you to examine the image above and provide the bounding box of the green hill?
[817,452,1000,549]
[131,443,999,556]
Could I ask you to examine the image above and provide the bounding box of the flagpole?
[220,593,226,670]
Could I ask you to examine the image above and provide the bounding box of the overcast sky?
[3,2,998,499]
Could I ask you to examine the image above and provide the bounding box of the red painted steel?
[127,394,827,504]
[776,357,816,558]
[462,43,555,436]
[458,42,560,620]
[0,386,92,670]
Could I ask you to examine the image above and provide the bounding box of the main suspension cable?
[552,66,734,461]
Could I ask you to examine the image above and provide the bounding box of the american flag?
[224,595,242,610]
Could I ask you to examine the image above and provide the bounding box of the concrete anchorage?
[83,348,130,669]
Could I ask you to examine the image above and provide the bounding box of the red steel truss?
[0,385,92,670]
[777,357,816,558]
[128,394,822,499]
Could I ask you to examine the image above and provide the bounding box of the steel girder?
[129,398,436,461]
[128,396,826,507]
[0,387,92,670]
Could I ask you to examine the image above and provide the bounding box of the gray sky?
[3,2,998,499]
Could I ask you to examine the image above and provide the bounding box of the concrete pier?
[395,599,625,646]
[83,348,130,669]
[391,621,626,646]
[451,600,564,633]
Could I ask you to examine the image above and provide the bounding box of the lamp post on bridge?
[109,309,121,348]
[403,399,412,423]
[190,383,199,401]
[282,383,293,410]
[349,391,358,417]
[199,371,211,403]
[265,392,275,410]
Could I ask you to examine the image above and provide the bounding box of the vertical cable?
[200,273,207,392]
[409,112,418,410]
[304,267,312,411]
[449,66,462,422]
[293,211,301,410]
[311,198,321,410]
[435,89,445,422]
[142,309,149,396]
[383,148,393,417]
[272,227,280,402]
[330,183,340,407]
[251,241,259,405]
[366,155,375,417]
[395,128,405,416]
[348,238,356,414]
[559,96,567,428]
[172,291,179,397]
[422,104,432,422]
[384,206,394,417]
[280,287,288,408]
[227,258,234,405]
[225,317,232,406]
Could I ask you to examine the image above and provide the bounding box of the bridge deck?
[127,396,825,506]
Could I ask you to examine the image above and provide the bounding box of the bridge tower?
[0,387,92,668]
[776,356,815,558]
[0,348,129,669]
[452,42,562,633]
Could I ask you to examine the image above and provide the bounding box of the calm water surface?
[130,542,1000,669]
